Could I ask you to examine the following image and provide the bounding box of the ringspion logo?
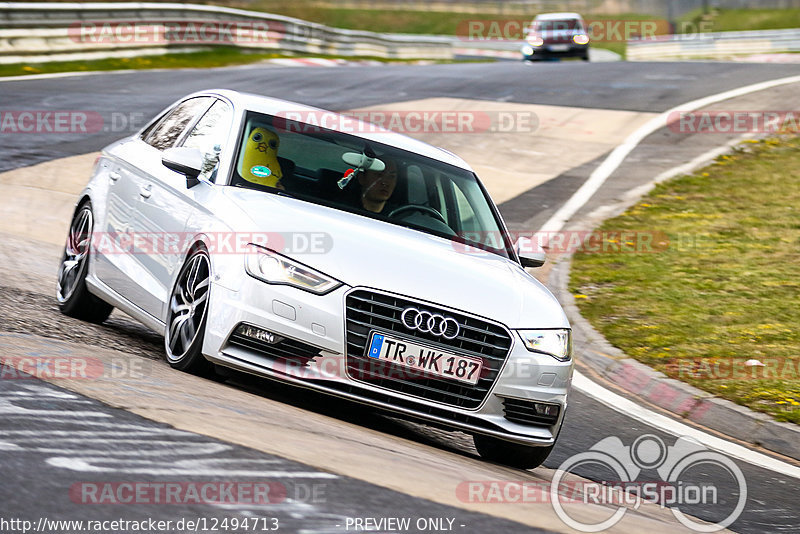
[459,435,747,532]
[550,435,746,532]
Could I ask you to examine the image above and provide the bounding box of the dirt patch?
[0,285,163,361]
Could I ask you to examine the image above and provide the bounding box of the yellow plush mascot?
[241,127,283,188]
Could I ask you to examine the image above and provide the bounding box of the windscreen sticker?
[250,165,272,178]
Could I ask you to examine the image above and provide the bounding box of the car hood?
[223,188,568,329]
[529,30,582,43]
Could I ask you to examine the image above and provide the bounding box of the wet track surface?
[2,60,800,533]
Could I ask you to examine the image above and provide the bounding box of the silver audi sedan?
[56,89,573,468]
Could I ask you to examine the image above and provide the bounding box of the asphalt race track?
[5,61,800,173]
[1,60,800,533]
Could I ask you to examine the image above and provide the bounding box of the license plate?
[548,44,569,52]
[366,332,483,385]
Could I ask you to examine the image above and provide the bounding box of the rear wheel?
[56,201,113,323]
[164,246,213,375]
[473,434,554,469]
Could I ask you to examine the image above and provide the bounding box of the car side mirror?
[515,236,546,268]
[162,147,204,188]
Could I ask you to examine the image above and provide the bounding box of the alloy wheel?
[56,207,93,303]
[166,251,211,362]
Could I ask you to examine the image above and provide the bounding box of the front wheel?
[473,434,554,469]
[164,246,213,375]
[56,201,113,323]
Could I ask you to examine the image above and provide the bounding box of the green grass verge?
[0,45,473,78]
[678,8,800,33]
[0,47,291,78]
[245,1,493,35]
[569,136,800,424]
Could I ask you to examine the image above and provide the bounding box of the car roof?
[534,12,583,20]
[189,89,473,172]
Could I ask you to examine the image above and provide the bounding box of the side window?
[181,99,233,182]
[139,111,166,141]
[144,97,213,151]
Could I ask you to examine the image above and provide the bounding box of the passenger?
[241,127,284,189]
[357,159,398,215]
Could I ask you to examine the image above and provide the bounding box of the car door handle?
[139,184,153,198]
[109,171,121,181]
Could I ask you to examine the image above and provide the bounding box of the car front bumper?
[523,43,589,60]
[203,277,573,446]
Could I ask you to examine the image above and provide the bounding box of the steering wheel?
[388,204,447,224]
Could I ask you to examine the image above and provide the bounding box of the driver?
[357,159,398,214]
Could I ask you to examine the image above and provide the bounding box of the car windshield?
[533,19,580,31]
[231,111,513,259]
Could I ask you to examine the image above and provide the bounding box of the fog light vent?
[501,396,560,426]
[229,323,322,367]
[235,324,284,345]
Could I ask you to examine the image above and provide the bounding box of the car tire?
[581,53,590,61]
[164,245,214,375]
[473,434,554,469]
[56,200,114,323]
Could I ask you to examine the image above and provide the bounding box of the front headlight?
[573,34,590,45]
[245,244,342,295]
[526,36,544,47]
[517,329,572,361]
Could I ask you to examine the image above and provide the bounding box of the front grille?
[345,289,512,409]
[502,397,560,426]
[228,329,322,367]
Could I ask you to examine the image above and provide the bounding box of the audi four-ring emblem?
[400,307,460,339]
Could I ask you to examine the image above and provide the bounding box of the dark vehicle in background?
[521,12,590,61]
